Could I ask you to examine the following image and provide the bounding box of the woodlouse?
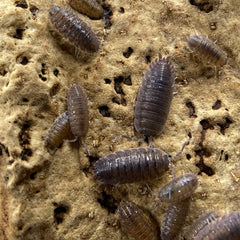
[44,111,76,154]
[187,35,227,66]
[157,173,199,203]
[69,0,104,20]
[67,84,89,141]
[185,210,220,240]
[49,5,100,54]
[118,201,159,240]
[195,211,240,240]
[93,147,170,185]
[134,53,175,139]
[161,198,191,240]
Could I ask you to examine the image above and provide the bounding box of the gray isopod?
[67,84,89,141]
[134,53,175,139]
[93,147,170,185]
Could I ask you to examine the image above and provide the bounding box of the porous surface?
[0,0,240,239]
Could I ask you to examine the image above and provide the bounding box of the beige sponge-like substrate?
[0,0,240,239]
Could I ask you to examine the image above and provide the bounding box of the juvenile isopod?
[118,201,159,240]
[184,210,220,240]
[69,0,104,20]
[187,35,227,66]
[49,5,100,54]
[195,211,240,240]
[161,198,191,240]
[44,111,76,154]
[93,147,170,185]
[134,53,175,140]
[67,84,89,142]
[157,173,199,203]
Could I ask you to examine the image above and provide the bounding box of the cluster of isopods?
[42,0,239,239]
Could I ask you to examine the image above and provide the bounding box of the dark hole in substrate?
[186,154,191,160]
[145,55,151,63]
[49,83,60,97]
[189,0,214,13]
[114,76,125,95]
[123,47,133,58]
[212,99,221,110]
[13,28,25,39]
[53,69,59,77]
[15,0,28,8]
[217,117,233,135]
[123,75,132,85]
[97,191,118,213]
[20,56,28,65]
[39,74,47,81]
[41,63,47,75]
[119,7,125,13]
[103,6,113,29]
[104,78,111,84]
[224,153,229,161]
[200,119,214,130]
[29,4,39,14]
[30,171,37,180]
[22,98,29,102]
[20,148,33,160]
[195,148,214,176]
[186,101,197,118]
[98,106,110,117]
[53,204,69,225]
[0,69,7,76]
[0,142,9,156]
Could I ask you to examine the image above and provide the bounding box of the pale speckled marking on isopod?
[118,201,159,240]
[44,111,76,155]
[194,211,240,240]
[157,173,199,203]
[184,210,220,240]
[187,35,227,66]
[68,0,104,19]
[49,5,100,56]
[134,53,175,141]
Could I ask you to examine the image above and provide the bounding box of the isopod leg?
[81,138,91,156]
[171,138,191,162]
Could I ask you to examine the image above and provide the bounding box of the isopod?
[185,210,220,240]
[118,201,159,240]
[67,84,89,141]
[69,0,104,20]
[187,35,227,66]
[49,5,100,53]
[195,211,240,240]
[157,173,199,203]
[134,53,175,140]
[161,198,191,240]
[93,147,170,185]
[44,111,76,154]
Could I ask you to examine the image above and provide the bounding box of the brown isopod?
[161,198,191,240]
[134,53,175,140]
[187,35,227,66]
[195,211,240,240]
[69,0,104,20]
[49,5,100,54]
[67,84,89,142]
[44,111,76,154]
[184,210,220,240]
[93,147,170,185]
[118,201,160,240]
[157,173,199,203]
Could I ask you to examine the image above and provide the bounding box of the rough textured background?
[0,0,240,239]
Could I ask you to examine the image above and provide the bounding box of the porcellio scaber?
[185,210,220,240]
[118,201,159,240]
[68,0,104,20]
[49,5,100,53]
[134,53,175,139]
[93,147,170,185]
[157,173,199,203]
[187,35,227,66]
[195,211,240,240]
[67,84,89,141]
[44,111,75,154]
